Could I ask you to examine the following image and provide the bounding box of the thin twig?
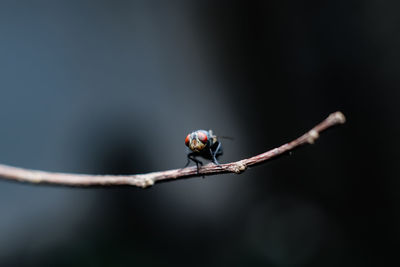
[0,111,346,188]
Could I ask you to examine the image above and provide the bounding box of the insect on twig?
[184,130,223,173]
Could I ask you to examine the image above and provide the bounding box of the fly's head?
[185,130,209,152]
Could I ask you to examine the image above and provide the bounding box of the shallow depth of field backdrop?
[0,1,399,266]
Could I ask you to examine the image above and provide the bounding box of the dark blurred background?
[0,0,399,266]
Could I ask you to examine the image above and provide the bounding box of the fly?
[184,129,223,173]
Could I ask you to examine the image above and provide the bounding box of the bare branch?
[0,111,346,188]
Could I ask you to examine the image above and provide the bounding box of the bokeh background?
[0,1,399,266]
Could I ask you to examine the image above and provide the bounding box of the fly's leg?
[185,153,202,168]
[184,157,191,168]
[210,147,219,165]
[186,153,203,174]
[210,142,222,165]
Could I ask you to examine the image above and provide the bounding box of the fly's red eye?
[197,132,208,143]
[185,134,190,146]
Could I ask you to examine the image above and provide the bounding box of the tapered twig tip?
[330,111,346,124]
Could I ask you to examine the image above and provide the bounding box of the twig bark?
[0,111,346,188]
